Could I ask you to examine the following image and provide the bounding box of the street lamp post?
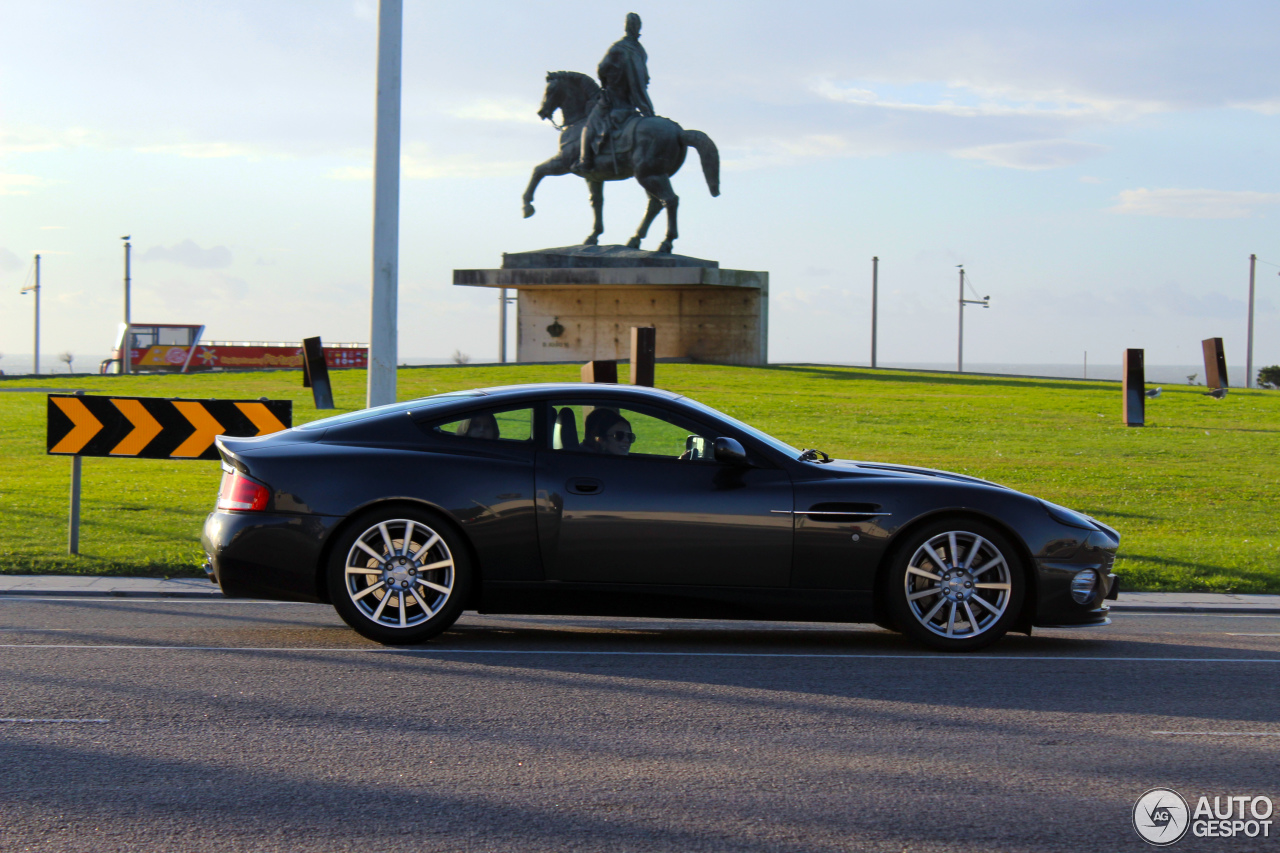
[1247,253,1256,389]
[367,0,403,408]
[870,256,879,368]
[20,254,40,375]
[956,265,989,373]
[122,237,132,375]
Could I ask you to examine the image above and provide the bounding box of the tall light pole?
[1247,253,1256,388]
[870,256,879,368]
[367,0,403,408]
[20,254,40,374]
[122,236,132,375]
[956,265,989,373]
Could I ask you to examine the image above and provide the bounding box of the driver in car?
[582,408,635,456]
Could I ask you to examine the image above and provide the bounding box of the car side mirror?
[713,437,748,465]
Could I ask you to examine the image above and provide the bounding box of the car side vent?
[804,502,885,522]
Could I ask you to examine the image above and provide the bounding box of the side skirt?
[478,581,874,623]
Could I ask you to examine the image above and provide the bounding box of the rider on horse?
[577,13,654,174]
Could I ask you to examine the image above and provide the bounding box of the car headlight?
[1070,569,1098,604]
[1040,500,1098,531]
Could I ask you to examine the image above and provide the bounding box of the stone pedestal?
[453,246,768,366]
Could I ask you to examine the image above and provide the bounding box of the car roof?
[438,383,686,402]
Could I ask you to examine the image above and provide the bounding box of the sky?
[2,0,1278,372]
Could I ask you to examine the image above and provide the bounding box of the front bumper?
[201,510,335,603]
[1031,528,1120,627]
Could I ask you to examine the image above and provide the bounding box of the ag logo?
[1134,787,1190,846]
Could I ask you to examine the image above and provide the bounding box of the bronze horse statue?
[522,71,720,255]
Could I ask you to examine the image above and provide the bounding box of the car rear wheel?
[327,508,471,645]
[884,519,1024,652]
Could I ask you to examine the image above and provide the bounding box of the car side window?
[549,403,715,460]
[430,407,533,442]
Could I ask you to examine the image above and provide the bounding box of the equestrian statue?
[521,13,720,255]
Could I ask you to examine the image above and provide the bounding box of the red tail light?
[217,466,270,512]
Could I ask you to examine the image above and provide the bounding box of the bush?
[1258,365,1280,389]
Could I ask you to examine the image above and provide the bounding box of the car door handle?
[566,477,604,496]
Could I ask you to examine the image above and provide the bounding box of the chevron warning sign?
[47,395,292,460]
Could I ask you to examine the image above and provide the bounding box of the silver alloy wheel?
[342,518,454,630]
[903,530,1012,639]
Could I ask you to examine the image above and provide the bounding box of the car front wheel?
[884,519,1025,652]
[327,508,471,645]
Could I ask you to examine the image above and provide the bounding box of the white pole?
[957,267,965,373]
[33,254,41,375]
[122,239,131,375]
[1247,253,1256,389]
[367,0,403,408]
[870,257,878,368]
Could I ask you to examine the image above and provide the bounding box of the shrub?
[1258,365,1280,389]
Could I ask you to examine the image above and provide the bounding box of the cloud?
[812,79,1164,122]
[141,240,233,269]
[0,247,21,271]
[133,142,263,160]
[327,144,528,181]
[0,125,105,155]
[1232,100,1280,115]
[0,173,44,195]
[1009,281,1264,322]
[1111,188,1280,219]
[447,99,543,125]
[953,139,1107,170]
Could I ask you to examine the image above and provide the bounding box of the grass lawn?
[1,363,1276,592]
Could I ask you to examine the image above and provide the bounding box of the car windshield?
[677,397,801,457]
[295,391,486,431]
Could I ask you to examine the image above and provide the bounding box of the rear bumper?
[201,511,335,603]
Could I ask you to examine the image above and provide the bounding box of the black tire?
[883,517,1025,652]
[327,506,472,645]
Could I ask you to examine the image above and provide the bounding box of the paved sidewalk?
[1112,591,1280,613]
[0,575,1278,612]
[0,575,222,598]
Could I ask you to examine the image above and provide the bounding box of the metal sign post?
[69,457,82,554]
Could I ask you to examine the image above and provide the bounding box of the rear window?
[429,408,534,442]
[296,392,485,431]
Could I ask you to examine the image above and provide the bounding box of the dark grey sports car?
[202,383,1119,651]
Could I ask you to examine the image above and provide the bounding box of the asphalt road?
[1,600,1277,853]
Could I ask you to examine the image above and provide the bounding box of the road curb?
[0,589,224,599]
[1109,604,1280,615]
[0,589,1278,615]
[2,578,1279,614]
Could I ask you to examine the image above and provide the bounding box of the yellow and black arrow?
[47,395,293,460]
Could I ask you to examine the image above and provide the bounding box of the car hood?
[821,459,1013,491]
